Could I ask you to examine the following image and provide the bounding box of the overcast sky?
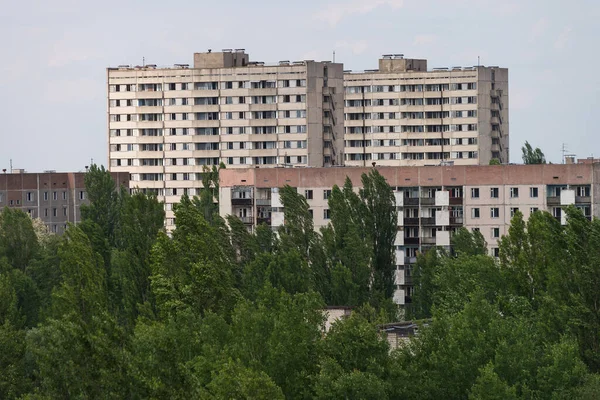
[0,0,598,171]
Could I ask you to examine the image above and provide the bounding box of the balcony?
[450,216,464,225]
[404,275,413,286]
[404,217,419,225]
[404,257,417,265]
[239,216,253,224]
[257,217,271,225]
[420,197,435,206]
[547,196,560,205]
[405,197,419,206]
[404,237,419,245]
[420,217,436,225]
[421,237,436,245]
[490,89,503,97]
[449,197,463,205]
[231,198,252,206]
[255,198,271,206]
[404,296,412,304]
[576,196,591,204]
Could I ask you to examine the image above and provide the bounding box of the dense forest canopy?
[0,164,599,399]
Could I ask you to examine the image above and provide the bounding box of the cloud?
[314,0,404,27]
[554,26,572,50]
[413,34,437,46]
[529,17,549,42]
[335,39,369,55]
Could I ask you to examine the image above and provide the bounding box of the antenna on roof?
[333,50,335,63]
[143,57,145,67]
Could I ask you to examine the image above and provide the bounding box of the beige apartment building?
[219,163,599,305]
[343,55,508,166]
[107,50,344,227]
[0,170,129,234]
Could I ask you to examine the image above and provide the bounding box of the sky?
[0,0,598,172]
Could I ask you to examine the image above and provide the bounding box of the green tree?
[360,169,397,301]
[80,164,120,246]
[489,158,501,165]
[321,179,372,306]
[409,248,444,319]
[27,226,128,398]
[316,310,391,399]
[452,227,487,256]
[227,286,324,399]
[110,190,164,327]
[208,359,284,400]
[0,207,39,271]
[150,195,239,319]
[521,141,546,164]
[468,363,518,400]
[198,164,225,225]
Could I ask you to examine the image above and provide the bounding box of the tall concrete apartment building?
[219,164,599,305]
[0,170,129,234]
[107,50,344,227]
[343,55,508,166]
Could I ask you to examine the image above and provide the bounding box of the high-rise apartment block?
[107,50,344,227]
[107,50,509,227]
[343,55,508,166]
[219,164,598,305]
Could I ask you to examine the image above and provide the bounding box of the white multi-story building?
[107,50,344,227]
[343,55,508,166]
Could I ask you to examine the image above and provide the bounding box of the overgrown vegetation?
[0,165,598,399]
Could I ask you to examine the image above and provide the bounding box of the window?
[577,186,591,197]
[323,190,332,200]
[323,209,331,219]
[492,248,500,257]
[492,227,500,238]
[553,207,562,218]
[530,187,539,198]
[44,192,48,201]
[510,207,519,217]
[471,208,480,218]
[491,207,500,218]
[471,188,479,198]
[62,191,67,200]
[27,192,33,202]
[63,208,68,217]
[490,188,499,198]
[530,207,539,214]
[79,191,85,200]
[53,191,58,200]
[305,190,313,200]
[510,187,519,198]
[52,208,57,217]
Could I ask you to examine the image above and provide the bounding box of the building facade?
[343,55,508,166]
[107,50,344,227]
[0,170,129,234]
[219,164,599,305]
